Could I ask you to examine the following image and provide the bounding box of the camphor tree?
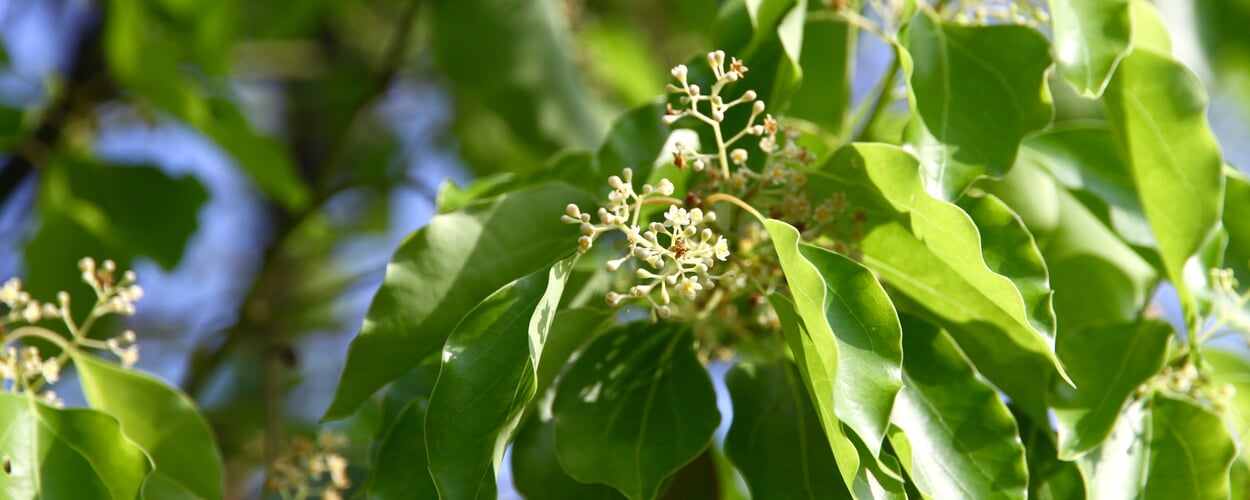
[3,0,1250,498]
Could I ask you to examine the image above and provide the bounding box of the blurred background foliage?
[0,0,1246,497]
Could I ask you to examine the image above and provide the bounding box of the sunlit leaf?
[900,9,1053,199]
[1048,0,1131,97]
[1103,47,1224,325]
[1050,321,1172,459]
[0,392,151,499]
[73,354,223,499]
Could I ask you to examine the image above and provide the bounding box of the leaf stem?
[853,54,901,143]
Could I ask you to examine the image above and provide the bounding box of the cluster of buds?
[0,346,64,406]
[664,51,773,178]
[564,168,731,317]
[950,1,1049,26]
[1,278,61,326]
[2,257,146,402]
[268,431,352,500]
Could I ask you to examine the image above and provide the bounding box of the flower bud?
[671,64,688,82]
[753,101,766,114]
[742,90,757,101]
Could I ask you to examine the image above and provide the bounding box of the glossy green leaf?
[513,416,623,500]
[901,9,1054,200]
[724,361,849,499]
[73,354,223,499]
[431,0,605,152]
[764,219,902,455]
[1077,398,1150,499]
[986,146,1158,333]
[365,358,440,499]
[1205,349,1250,448]
[552,322,720,500]
[425,258,575,499]
[1223,169,1250,286]
[1050,321,1172,459]
[768,294,902,498]
[1103,48,1224,324]
[1130,0,1173,54]
[325,183,594,420]
[1143,395,1237,499]
[0,392,152,499]
[888,316,1028,500]
[812,143,1064,417]
[1048,0,1131,97]
[536,308,610,396]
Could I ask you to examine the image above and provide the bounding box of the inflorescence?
[1,257,144,406]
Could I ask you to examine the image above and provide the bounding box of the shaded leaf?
[1050,321,1172,459]
[900,9,1053,199]
[513,416,623,500]
[325,183,594,420]
[1143,395,1237,499]
[1048,0,1131,97]
[787,17,855,140]
[73,354,223,499]
[1011,406,1086,500]
[0,392,151,499]
[889,315,1028,500]
[552,322,720,500]
[425,258,575,499]
[724,361,849,499]
[1103,48,1224,324]
[365,358,441,499]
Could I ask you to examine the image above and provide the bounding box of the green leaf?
[0,392,152,499]
[812,143,1065,417]
[900,9,1054,199]
[1012,407,1086,500]
[1050,321,1172,459]
[1076,398,1150,498]
[325,183,594,420]
[985,144,1158,333]
[1103,48,1224,325]
[431,0,605,152]
[1048,0,1131,97]
[1222,169,1250,288]
[768,294,902,498]
[513,416,623,500]
[1130,0,1173,54]
[365,359,440,499]
[72,354,223,499]
[787,18,855,140]
[536,308,610,396]
[425,258,575,499]
[1143,395,1237,499]
[552,322,720,500]
[888,315,1028,500]
[764,219,902,455]
[724,361,849,499]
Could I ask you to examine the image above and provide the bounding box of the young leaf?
[889,316,1029,499]
[73,354,224,499]
[1050,321,1172,459]
[764,219,902,456]
[1048,0,1132,97]
[424,258,576,499]
[812,143,1065,417]
[0,392,152,499]
[552,322,720,500]
[900,9,1053,200]
[324,182,594,421]
[1103,48,1224,324]
[724,361,850,499]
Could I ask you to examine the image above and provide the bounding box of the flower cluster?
[949,1,1049,26]
[564,168,730,317]
[1,257,145,402]
[664,50,771,178]
[268,431,352,500]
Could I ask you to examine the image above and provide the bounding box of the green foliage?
[9,0,1250,497]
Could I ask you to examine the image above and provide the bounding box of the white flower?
[714,237,730,261]
[656,178,675,197]
[730,148,749,165]
[678,277,703,300]
[664,206,691,227]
